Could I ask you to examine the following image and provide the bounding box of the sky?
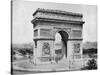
[12,0,97,44]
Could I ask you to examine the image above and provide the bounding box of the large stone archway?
[54,30,69,58]
[31,8,85,68]
[54,30,69,63]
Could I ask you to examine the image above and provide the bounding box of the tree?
[81,58,97,70]
[18,49,27,56]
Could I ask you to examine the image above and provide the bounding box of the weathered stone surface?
[31,8,84,70]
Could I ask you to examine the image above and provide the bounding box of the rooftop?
[33,8,83,17]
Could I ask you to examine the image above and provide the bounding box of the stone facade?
[31,8,84,69]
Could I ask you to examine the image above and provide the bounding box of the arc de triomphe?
[31,8,84,68]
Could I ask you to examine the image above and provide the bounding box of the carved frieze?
[42,42,51,56]
[73,43,80,54]
[72,43,81,59]
[40,28,53,38]
[71,30,82,38]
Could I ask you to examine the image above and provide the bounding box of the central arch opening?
[55,30,69,59]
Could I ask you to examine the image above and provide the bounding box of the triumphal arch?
[31,8,84,68]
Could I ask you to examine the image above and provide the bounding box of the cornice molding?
[33,38,83,41]
[31,17,85,25]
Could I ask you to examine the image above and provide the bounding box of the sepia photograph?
[11,0,97,75]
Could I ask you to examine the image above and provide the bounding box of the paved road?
[12,59,83,75]
[12,59,70,74]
